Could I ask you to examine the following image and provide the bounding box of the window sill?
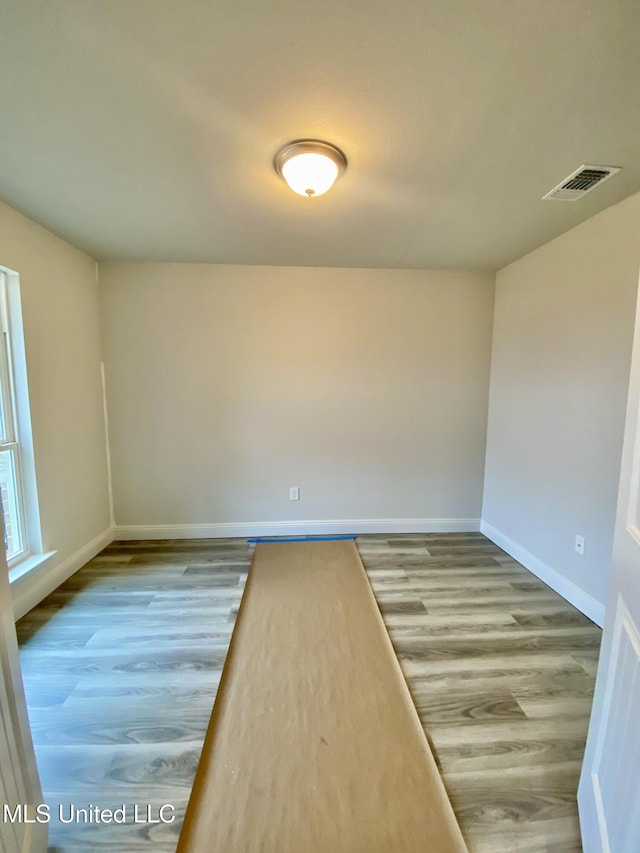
[9,551,57,585]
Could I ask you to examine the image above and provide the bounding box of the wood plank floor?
[16,533,601,852]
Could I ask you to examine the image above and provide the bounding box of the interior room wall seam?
[96,261,116,530]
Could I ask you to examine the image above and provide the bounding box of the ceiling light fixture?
[274,139,347,198]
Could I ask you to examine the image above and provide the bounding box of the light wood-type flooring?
[16,533,601,852]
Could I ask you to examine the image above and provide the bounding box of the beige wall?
[99,263,494,533]
[0,201,111,616]
[482,191,640,619]
[3,189,638,619]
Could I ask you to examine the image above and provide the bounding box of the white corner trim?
[100,362,115,529]
[480,520,605,627]
[114,517,481,540]
[10,528,114,621]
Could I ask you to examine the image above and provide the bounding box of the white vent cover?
[542,164,621,201]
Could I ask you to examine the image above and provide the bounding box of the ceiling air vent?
[542,164,621,201]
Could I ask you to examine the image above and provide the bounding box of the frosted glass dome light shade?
[274,140,347,197]
[282,152,338,197]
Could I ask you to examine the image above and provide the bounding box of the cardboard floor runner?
[177,540,468,852]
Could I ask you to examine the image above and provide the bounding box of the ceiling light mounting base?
[274,139,347,198]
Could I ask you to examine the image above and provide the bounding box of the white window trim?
[8,551,56,585]
[0,273,29,563]
[0,267,46,573]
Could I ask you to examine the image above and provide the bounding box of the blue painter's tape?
[247,535,357,544]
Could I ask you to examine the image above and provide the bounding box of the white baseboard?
[480,520,605,627]
[11,528,114,620]
[114,517,481,540]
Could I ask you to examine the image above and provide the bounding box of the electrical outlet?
[575,535,585,556]
[289,486,300,501]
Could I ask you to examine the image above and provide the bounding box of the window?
[0,266,50,587]
[0,271,28,563]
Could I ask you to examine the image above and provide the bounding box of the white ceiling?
[1,0,639,270]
